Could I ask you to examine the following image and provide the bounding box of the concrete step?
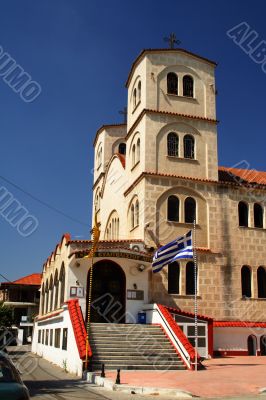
[90,330,165,335]
[90,323,160,328]
[89,322,186,371]
[92,362,186,370]
[90,344,173,351]
[89,337,170,348]
[92,353,180,359]
[92,347,177,357]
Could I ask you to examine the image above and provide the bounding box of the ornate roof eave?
[124,170,266,197]
[125,48,217,88]
[71,248,152,263]
[125,109,218,142]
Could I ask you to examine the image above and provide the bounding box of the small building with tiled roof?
[0,273,41,346]
[32,46,266,375]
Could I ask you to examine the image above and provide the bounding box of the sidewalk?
[104,356,266,398]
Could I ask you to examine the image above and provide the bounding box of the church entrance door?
[86,260,126,323]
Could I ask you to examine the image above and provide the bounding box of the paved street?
[6,347,266,400]
[6,348,187,400]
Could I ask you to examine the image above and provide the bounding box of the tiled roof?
[214,321,266,328]
[146,108,218,124]
[126,49,217,87]
[125,109,218,141]
[166,305,213,322]
[68,238,144,244]
[2,273,42,286]
[115,153,125,168]
[93,123,126,147]
[42,233,71,272]
[67,299,92,359]
[219,166,266,186]
[125,167,266,197]
[158,304,200,366]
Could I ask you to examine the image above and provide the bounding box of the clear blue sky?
[0,0,265,281]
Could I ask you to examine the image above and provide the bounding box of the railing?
[67,299,92,360]
[143,303,201,370]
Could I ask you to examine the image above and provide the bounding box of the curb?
[85,372,194,398]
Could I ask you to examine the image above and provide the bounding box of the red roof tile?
[68,239,144,244]
[115,153,125,168]
[42,233,71,272]
[158,304,201,365]
[165,305,213,322]
[3,273,42,286]
[214,321,266,328]
[219,166,266,186]
[67,299,92,359]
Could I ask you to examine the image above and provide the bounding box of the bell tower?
[125,47,218,182]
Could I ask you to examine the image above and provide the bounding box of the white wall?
[214,326,266,352]
[32,305,83,376]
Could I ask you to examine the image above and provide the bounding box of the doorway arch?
[260,335,266,356]
[86,260,126,323]
[247,335,257,356]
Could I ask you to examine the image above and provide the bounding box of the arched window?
[118,143,126,155]
[248,335,257,356]
[167,132,179,157]
[238,202,248,227]
[257,266,266,298]
[54,270,59,310]
[111,218,114,239]
[132,144,136,166]
[241,265,251,298]
[183,75,194,97]
[135,200,139,226]
[167,72,178,95]
[167,195,179,222]
[95,190,100,211]
[59,263,65,307]
[186,261,196,295]
[168,262,180,294]
[136,138,140,163]
[138,81,141,102]
[131,204,135,229]
[49,275,53,312]
[97,146,102,169]
[117,219,119,239]
[45,280,49,314]
[41,284,45,315]
[185,197,196,223]
[184,135,195,159]
[254,203,263,228]
[133,88,137,108]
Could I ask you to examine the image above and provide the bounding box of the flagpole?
[85,255,94,370]
[193,219,198,372]
[84,208,100,371]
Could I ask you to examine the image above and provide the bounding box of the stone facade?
[92,48,266,322]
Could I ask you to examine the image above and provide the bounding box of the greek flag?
[152,231,193,273]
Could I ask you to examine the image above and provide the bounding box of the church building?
[32,47,266,376]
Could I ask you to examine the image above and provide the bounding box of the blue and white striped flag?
[152,231,193,273]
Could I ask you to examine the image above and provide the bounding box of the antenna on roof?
[164,33,181,49]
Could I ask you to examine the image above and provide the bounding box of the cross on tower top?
[164,33,181,49]
[119,106,127,124]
